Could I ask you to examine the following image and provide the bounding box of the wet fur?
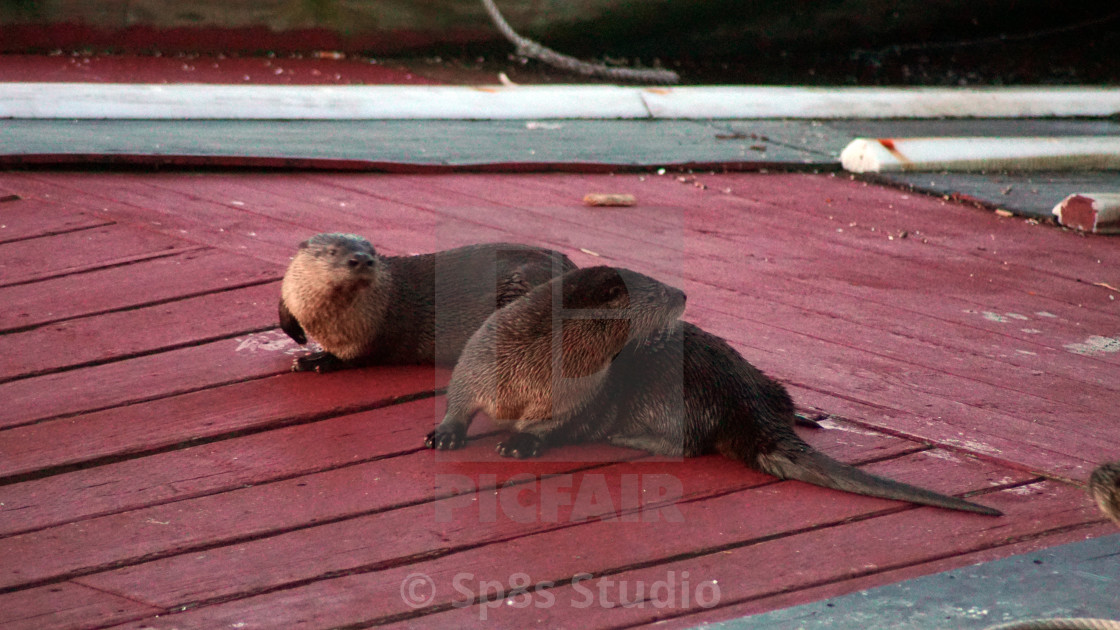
[279,233,576,372]
[590,321,1002,515]
[427,266,687,453]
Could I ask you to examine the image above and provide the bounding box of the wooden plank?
[0,332,296,430]
[95,453,1037,629]
[353,176,1119,467]
[6,169,1102,473]
[319,176,1119,424]
[782,382,1106,485]
[331,172,1120,326]
[690,295,1113,420]
[0,385,908,537]
[0,118,825,168]
[511,171,1120,305]
[431,172,1118,393]
[0,281,280,382]
[140,172,512,257]
[583,172,1118,312]
[0,223,193,287]
[6,85,1120,120]
[0,395,443,536]
[0,364,440,480]
[0,581,158,630]
[0,84,652,120]
[697,308,1116,480]
[0,247,282,332]
[389,480,1092,629]
[665,522,1120,629]
[713,172,1120,287]
[6,171,517,265]
[0,437,636,591]
[0,197,111,244]
[1,172,296,264]
[694,275,1120,393]
[72,419,920,609]
[94,171,1120,369]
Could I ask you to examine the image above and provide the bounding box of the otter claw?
[497,434,543,458]
[292,352,346,373]
[425,426,466,450]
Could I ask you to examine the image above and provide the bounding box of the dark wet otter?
[426,266,687,454]
[426,267,1001,516]
[279,233,576,372]
[1089,461,1120,525]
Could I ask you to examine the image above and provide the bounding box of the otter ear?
[297,239,311,250]
[607,282,627,301]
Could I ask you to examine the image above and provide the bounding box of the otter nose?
[347,252,374,269]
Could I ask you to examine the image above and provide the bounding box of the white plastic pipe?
[840,137,1120,173]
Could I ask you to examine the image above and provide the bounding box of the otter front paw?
[497,433,544,459]
[291,351,346,373]
[425,425,467,450]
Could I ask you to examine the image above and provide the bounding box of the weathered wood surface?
[0,170,1114,630]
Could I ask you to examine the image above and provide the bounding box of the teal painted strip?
[0,119,829,167]
[703,533,1120,630]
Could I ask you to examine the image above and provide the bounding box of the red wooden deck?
[0,170,1116,629]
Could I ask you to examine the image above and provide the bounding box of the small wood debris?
[583,193,636,207]
[995,209,1014,217]
[1094,282,1120,293]
[714,132,770,141]
[0,194,21,203]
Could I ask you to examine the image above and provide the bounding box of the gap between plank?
[0,219,116,246]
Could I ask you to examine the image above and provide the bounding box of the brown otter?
[426,269,1001,516]
[279,233,576,372]
[425,266,687,454]
[1089,461,1120,525]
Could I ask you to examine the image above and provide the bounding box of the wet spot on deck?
[235,330,306,355]
[1064,335,1120,355]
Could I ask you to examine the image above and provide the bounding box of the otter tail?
[755,442,1002,516]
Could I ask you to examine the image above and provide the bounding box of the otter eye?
[327,248,338,256]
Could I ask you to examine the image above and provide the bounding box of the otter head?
[560,266,686,344]
[299,233,379,282]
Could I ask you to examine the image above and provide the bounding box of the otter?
[278,233,576,372]
[1089,461,1120,525]
[425,266,687,455]
[426,270,1001,516]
